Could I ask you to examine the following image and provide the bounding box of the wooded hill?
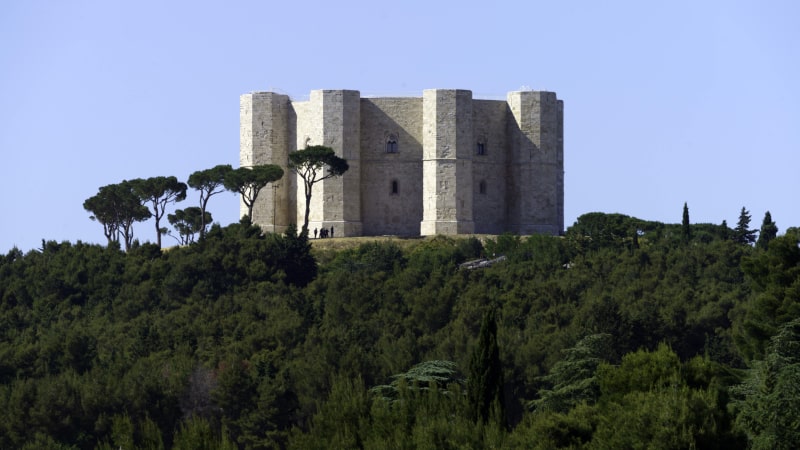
[1,212,798,449]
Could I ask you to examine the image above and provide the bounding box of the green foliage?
[737,232,800,360]
[84,180,152,250]
[287,145,349,235]
[757,210,778,250]
[682,202,692,242]
[187,164,233,238]
[223,164,284,219]
[530,333,613,412]
[130,176,188,248]
[735,206,757,245]
[370,360,463,402]
[167,206,211,245]
[732,319,800,449]
[1,211,796,448]
[172,417,237,450]
[468,309,504,425]
[566,212,646,250]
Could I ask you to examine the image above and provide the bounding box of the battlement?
[240,89,563,236]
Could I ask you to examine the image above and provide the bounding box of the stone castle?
[240,89,563,237]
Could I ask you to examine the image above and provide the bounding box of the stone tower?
[240,88,563,237]
[420,89,475,235]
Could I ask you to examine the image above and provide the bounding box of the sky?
[1,0,798,252]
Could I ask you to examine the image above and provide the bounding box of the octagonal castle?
[240,89,563,237]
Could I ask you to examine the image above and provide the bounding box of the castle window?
[386,134,398,153]
[476,140,486,156]
[391,180,399,195]
[479,180,487,195]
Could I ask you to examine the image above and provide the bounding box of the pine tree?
[734,207,757,245]
[682,202,691,242]
[732,319,800,449]
[757,211,778,250]
[468,309,504,425]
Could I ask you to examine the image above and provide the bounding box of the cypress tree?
[468,309,504,425]
[682,202,691,242]
[757,211,778,250]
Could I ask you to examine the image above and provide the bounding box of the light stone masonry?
[240,88,564,237]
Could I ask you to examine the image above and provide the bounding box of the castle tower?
[506,91,564,234]
[296,90,363,236]
[420,89,475,235]
[239,92,292,233]
[241,88,564,238]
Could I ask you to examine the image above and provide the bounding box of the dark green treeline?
[1,213,799,449]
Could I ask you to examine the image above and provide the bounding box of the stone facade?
[240,89,564,237]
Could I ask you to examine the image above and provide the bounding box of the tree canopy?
[223,165,284,220]
[188,164,233,238]
[757,211,778,250]
[5,211,800,448]
[83,180,152,250]
[167,206,211,245]
[735,207,757,245]
[287,145,349,236]
[130,176,188,248]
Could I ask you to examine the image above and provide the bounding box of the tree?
[721,219,731,241]
[757,211,778,250]
[371,360,463,403]
[682,202,691,242]
[732,319,800,449]
[734,207,757,245]
[468,309,504,425]
[187,165,233,239]
[529,334,613,413]
[130,176,187,248]
[83,181,151,250]
[223,165,284,220]
[167,207,211,245]
[737,232,800,360]
[287,146,349,236]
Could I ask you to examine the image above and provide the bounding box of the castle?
[240,89,563,237]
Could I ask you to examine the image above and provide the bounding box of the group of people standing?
[314,227,334,239]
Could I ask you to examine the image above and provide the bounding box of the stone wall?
[360,97,423,235]
[240,88,564,237]
[239,92,291,233]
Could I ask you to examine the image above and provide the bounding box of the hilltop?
[1,213,798,449]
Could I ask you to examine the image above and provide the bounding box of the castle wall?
[471,99,509,234]
[293,93,324,231]
[239,92,291,233]
[241,88,564,238]
[420,89,475,235]
[292,90,363,236]
[360,97,423,235]
[507,91,564,234]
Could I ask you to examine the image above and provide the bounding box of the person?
[313,228,318,239]
[330,226,334,238]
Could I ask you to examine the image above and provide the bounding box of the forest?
[1,209,799,449]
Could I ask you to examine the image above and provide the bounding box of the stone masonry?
[240,89,564,237]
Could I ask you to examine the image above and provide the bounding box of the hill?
[1,214,799,449]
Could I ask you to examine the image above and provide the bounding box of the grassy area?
[309,235,426,252]
[308,234,504,265]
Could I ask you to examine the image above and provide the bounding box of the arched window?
[479,180,487,195]
[386,134,398,153]
[391,179,399,195]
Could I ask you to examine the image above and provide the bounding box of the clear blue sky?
[2,1,798,252]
